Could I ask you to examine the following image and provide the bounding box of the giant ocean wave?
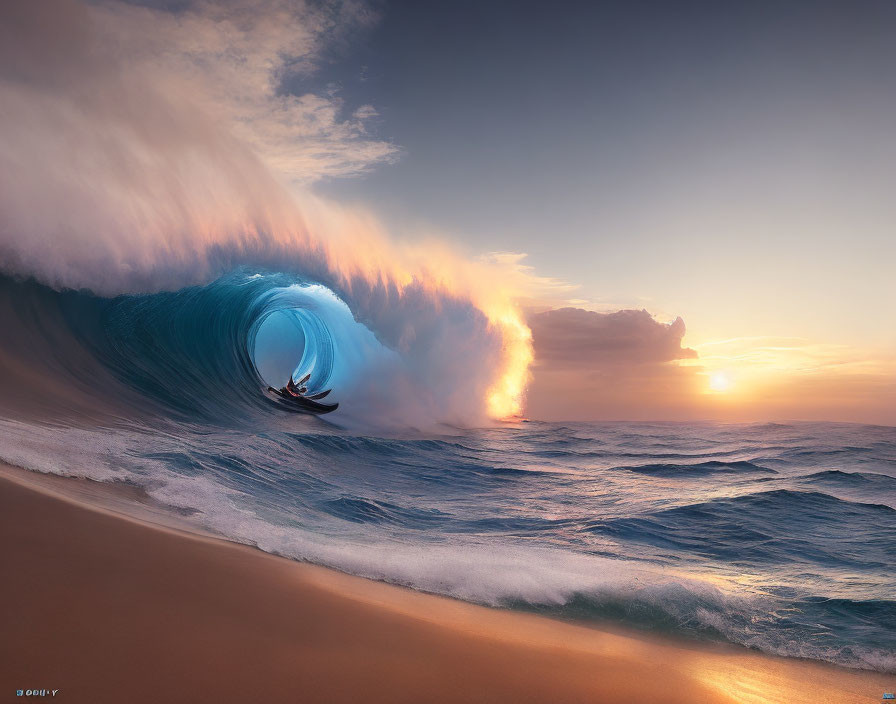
[0,268,508,430]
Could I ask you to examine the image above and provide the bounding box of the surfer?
[267,375,338,414]
[284,378,304,397]
[283,371,312,397]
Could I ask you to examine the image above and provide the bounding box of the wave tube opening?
[248,280,412,427]
[251,305,334,394]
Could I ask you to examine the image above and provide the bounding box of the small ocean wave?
[321,497,449,527]
[616,460,777,476]
[588,490,895,570]
[287,433,474,457]
[800,469,896,487]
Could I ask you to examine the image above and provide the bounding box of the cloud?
[100,0,399,182]
[524,308,699,421]
[528,308,696,367]
[0,0,395,187]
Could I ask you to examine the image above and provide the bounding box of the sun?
[709,372,732,393]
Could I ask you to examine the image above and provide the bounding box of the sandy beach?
[0,464,890,703]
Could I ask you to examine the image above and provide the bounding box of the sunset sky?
[313,0,896,424]
[1,0,894,424]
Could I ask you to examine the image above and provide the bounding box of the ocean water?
[0,272,893,673]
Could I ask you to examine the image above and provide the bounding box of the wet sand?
[0,464,891,703]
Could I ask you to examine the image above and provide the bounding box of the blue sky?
[306,0,895,351]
